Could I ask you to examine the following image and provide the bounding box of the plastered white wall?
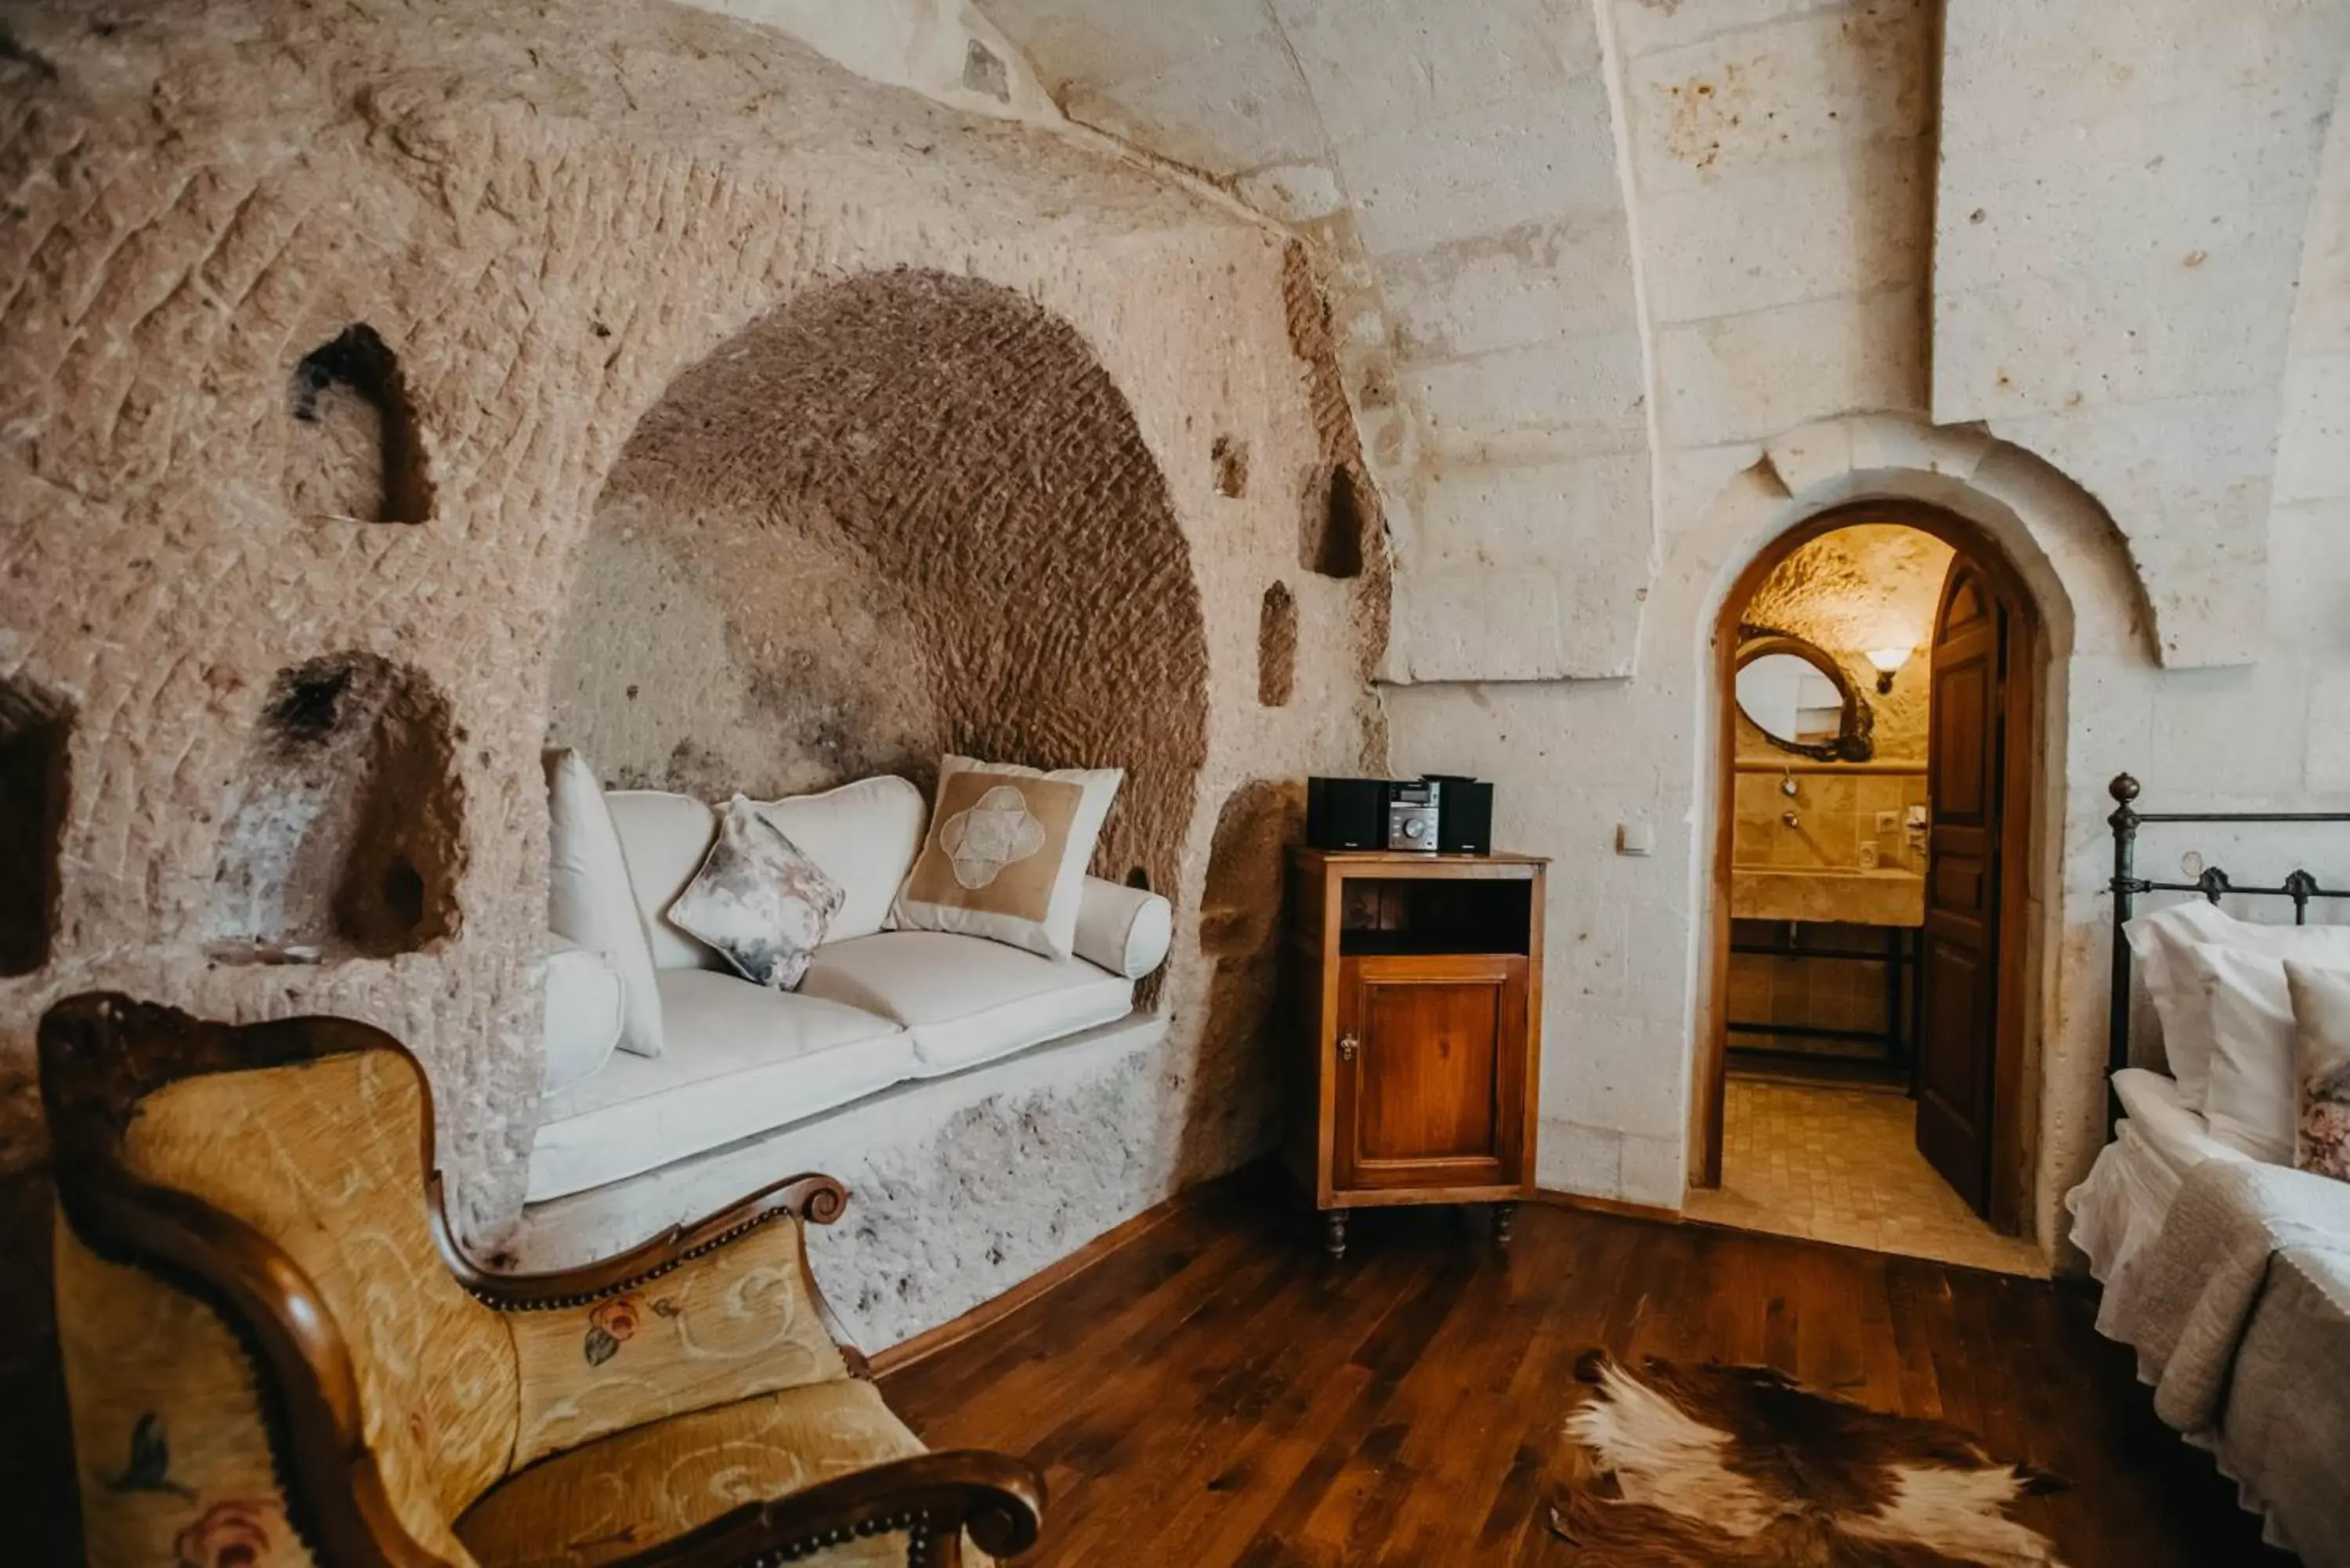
[974,0,1657,683]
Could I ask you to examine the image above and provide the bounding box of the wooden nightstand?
[1283,848,1546,1258]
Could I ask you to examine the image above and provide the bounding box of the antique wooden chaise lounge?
[40,992,1043,1568]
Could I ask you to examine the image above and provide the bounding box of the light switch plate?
[1616,822,1656,856]
[1905,804,1929,827]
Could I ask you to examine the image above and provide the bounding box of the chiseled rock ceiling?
[974,0,2350,676]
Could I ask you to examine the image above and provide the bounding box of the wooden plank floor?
[880,1172,2286,1566]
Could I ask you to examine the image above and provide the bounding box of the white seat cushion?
[606,790,724,971]
[798,931,1134,1074]
[526,970,913,1201]
[757,776,927,942]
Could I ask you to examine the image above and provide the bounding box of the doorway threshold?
[1685,1078,2048,1278]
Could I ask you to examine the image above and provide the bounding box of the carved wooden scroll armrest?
[439,1172,870,1376]
[607,1451,1047,1568]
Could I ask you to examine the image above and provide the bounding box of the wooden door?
[1918,559,2024,1216]
[1332,954,1528,1194]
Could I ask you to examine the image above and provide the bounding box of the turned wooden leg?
[1323,1209,1349,1259]
[1492,1201,1517,1248]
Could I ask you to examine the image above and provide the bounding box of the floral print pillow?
[2283,960,2350,1180]
[668,796,843,991]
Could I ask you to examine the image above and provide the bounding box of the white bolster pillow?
[541,935,625,1098]
[1072,876,1173,979]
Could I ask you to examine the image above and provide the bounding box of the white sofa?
[530,775,1173,1203]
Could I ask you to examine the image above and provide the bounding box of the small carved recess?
[0,676,71,976]
[205,653,464,961]
[286,323,433,523]
[1258,583,1297,708]
[1733,627,1875,763]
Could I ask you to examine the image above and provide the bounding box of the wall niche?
[1258,583,1297,707]
[286,323,433,523]
[1306,463,1368,580]
[206,653,463,961]
[0,678,71,976]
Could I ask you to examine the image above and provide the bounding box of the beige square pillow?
[892,755,1122,959]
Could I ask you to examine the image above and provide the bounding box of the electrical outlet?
[1857,843,1881,869]
[1875,810,1899,833]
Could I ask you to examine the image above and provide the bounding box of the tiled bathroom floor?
[1683,1075,2048,1277]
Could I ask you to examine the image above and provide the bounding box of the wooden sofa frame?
[39,992,1046,1568]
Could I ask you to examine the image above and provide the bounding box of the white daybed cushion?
[605,790,724,972]
[2126,900,2350,1107]
[798,930,1135,1074]
[526,970,914,1201]
[757,776,927,942]
[541,937,624,1097]
[1072,876,1174,980]
[546,750,666,1058]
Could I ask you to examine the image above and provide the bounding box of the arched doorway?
[1693,500,2044,1251]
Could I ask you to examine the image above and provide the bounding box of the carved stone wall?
[1737,524,1955,764]
[0,3,1385,1547]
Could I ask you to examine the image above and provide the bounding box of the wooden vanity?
[1283,849,1545,1259]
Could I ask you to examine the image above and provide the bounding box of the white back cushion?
[757,775,927,942]
[605,790,723,971]
[545,750,665,1057]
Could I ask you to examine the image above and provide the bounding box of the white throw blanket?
[2105,1158,2350,1432]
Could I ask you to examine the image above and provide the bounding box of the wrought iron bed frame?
[2105,771,2350,1124]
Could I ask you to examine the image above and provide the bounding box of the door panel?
[1918,558,2012,1216]
[1358,983,1501,1161]
[1333,954,1527,1193]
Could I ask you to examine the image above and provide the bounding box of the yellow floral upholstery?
[458,1378,988,1568]
[119,1053,521,1542]
[54,1223,327,1568]
[510,1216,849,1468]
[46,1022,1020,1568]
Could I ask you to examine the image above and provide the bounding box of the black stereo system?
[1306,775,1494,855]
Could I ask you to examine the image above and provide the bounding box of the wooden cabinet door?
[1332,954,1528,1194]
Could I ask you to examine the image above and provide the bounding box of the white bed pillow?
[545,748,666,1058]
[2124,901,2350,1107]
[2182,941,2350,1165]
[540,935,624,1097]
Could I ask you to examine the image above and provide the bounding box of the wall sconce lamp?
[1865,646,1911,694]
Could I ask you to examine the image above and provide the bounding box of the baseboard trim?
[869,1169,1233,1378]
[1531,1188,1683,1226]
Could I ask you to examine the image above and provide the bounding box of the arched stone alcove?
[549,268,1211,901]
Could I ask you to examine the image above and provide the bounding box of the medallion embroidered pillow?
[668,795,844,991]
[893,754,1123,959]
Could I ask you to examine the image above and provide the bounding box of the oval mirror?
[1734,634,1873,761]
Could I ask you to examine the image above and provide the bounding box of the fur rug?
[1552,1350,2069,1566]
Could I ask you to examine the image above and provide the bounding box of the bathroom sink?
[1729,865,1924,927]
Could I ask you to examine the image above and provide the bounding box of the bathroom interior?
[1685,520,2041,1274]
